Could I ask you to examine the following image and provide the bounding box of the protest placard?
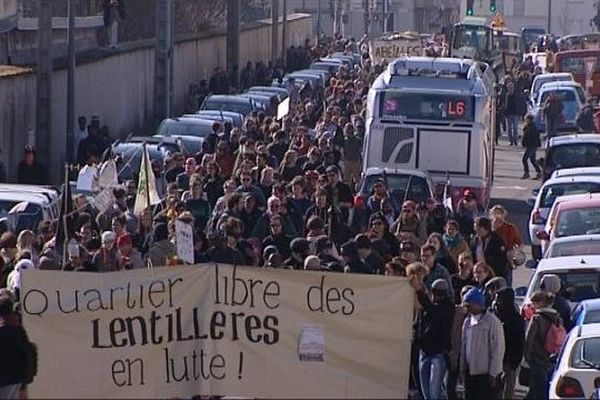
[22,266,413,399]
[175,220,194,264]
[277,97,290,121]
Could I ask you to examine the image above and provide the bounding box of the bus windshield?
[453,25,490,52]
[557,54,600,74]
[380,91,475,122]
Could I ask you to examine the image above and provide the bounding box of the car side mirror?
[536,230,550,241]
[525,259,538,269]
[515,287,527,297]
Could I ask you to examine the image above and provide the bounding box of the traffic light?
[466,0,474,15]
[490,0,497,12]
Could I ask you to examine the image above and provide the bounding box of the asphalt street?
[491,135,546,399]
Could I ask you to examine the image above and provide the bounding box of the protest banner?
[92,186,116,213]
[21,265,413,399]
[369,39,423,64]
[175,220,194,264]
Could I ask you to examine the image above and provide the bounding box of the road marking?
[494,186,530,190]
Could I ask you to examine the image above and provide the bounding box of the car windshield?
[361,175,430,204]
[539,182,600,208]
[533,270,600,302]
[548,240,600,257]
[157,120,212,137]
[547,144,600,170]
[453,25,490,51]
[556,207,600,237]
[570,337,600,368]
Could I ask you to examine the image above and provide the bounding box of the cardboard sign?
[21,266,413,399]
[175,220,194,264]
[277,97,290,121]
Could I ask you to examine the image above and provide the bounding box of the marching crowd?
[0,33,573,400]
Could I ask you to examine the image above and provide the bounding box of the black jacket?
[495,289,525,369]
[522,122,541,149]
[0,320,29,386]
[413,291,455,355]
[17,161,46,185]
[471,231,510,278]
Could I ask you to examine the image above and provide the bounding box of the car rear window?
[540,89,576,104]
[556,207,600,237]
[533,270,600,302]
[547,144,600,170]
[157,121,212,137]
[570,337,600,368]
[361,175,431,204]
[549,240,600,257]
[203,100,252,116]
[584,310,600,324]
[539,182,600,208]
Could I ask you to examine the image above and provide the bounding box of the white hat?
[101,231,116,243]
[304,255,321,271]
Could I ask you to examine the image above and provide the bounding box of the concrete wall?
[0,13,312,183]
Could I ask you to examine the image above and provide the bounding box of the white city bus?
[363,56,497,208]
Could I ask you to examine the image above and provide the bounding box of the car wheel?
[531,245,542,260]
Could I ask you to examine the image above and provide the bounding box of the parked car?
[517,255,600,320]
[527,72,574,107]
[541,134,600,181]
[351,167,435,230]
[0,184,61,232]
[239,92,280,116]
[571,299,600,328]
[545,234,600,258]
[528,175,600,259]
[200,95,258,116]
[531,81,586,132]
[538,197,600,254]
[246,86,288,102]
[111,137,181,181]
[549,323,600,399]
[551,166,600,179]
[194,110,244,127]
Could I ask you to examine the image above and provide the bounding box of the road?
[491,137,542,291]
[491,135,545,399]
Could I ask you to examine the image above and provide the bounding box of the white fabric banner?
[21,266,413,399]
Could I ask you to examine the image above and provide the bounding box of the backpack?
[544,319,566,355]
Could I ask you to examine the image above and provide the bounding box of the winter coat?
[146,240,175,267]
[525,307,561,372]
[460,310,505,377]
[414,290,455,355]
[522,122,541,149]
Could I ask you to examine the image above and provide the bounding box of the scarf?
[443,233,460,249]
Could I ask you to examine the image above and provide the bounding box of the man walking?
[521,114,542,180]
[460,288,505,400]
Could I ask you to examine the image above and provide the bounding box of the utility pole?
[364,0,370,36]
[66,0,76,163]
[154,0,173,127]
[271,0,279,65]
[317,0,322,44]
[36,0,52,164]
[547,0,552,33]
[281,0,287,69]
[227,0,240,88]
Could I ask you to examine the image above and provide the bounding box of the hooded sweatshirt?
[525,307,560,371]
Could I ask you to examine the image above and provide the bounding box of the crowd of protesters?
[0,32,576,400]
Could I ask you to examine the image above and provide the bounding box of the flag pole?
[143,142,150,211]
[61,163,69,268]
